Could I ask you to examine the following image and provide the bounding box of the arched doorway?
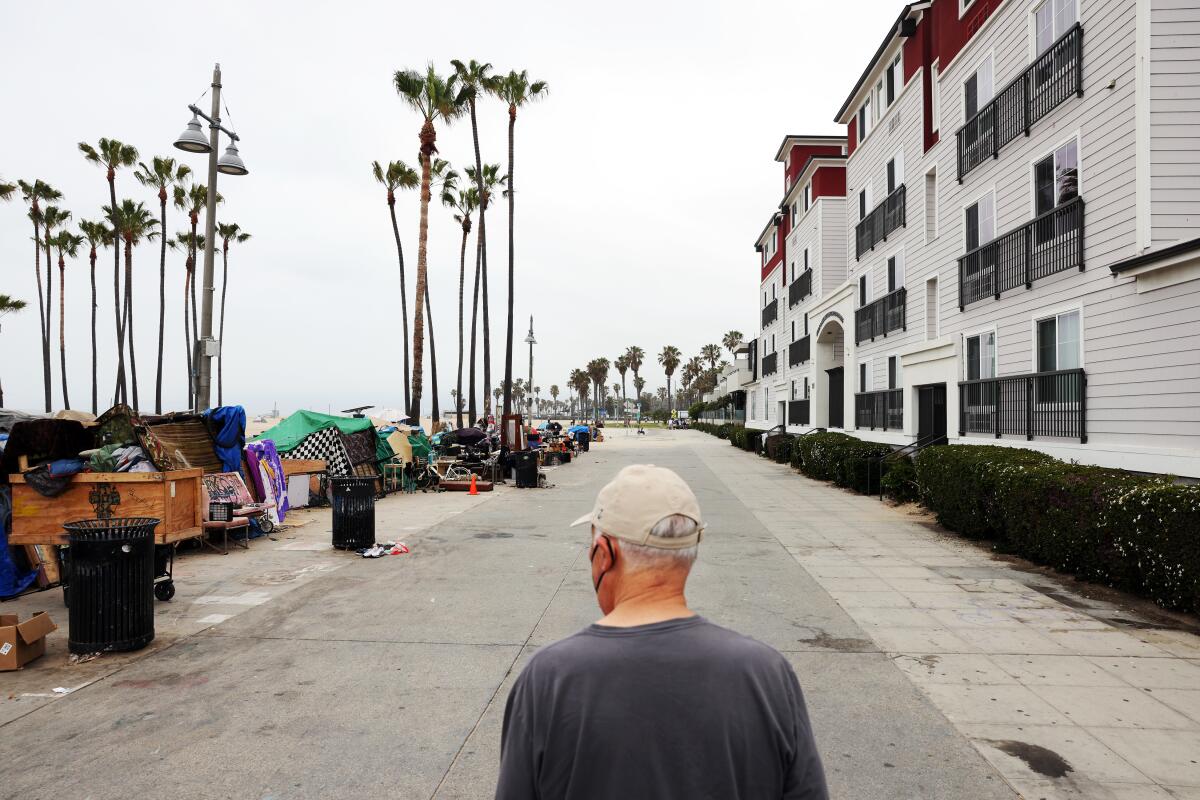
[814,317,847,429]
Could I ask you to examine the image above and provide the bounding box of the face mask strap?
[590,535,615,592]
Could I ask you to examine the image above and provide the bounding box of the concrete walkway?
[2,428,1197,799]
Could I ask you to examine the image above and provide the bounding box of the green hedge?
[793,431,890,492]
[917,445,1200,613]
[771,435,795,464]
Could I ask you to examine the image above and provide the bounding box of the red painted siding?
[811,165,846,199]
[785,143,845,187]
[930,0,1002,74]
[847,118,858,155]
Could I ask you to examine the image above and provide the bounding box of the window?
[963,55,993,121]
[886,252,905,293]
[803,184,811,212]
[1035,0,1077,55]
[859,361,870,392]
[931,62,941,133]
[803,312,809,336]
[925,276,939,340]
[965,331,997,380]
[859,189,868,221]
[887,356,899,390]
[924,167,938,243]
[772,284,777,300]
[858,273,869,307]
[764,387,770,411]
[1034,138,1079,216]
[791,203,798,227]
[803,377,809,399]
[886,151,904,194]
[858,97,871,140]
[874,79,884,121]
[791,320,795,339]
[1037,311,1080,372]
[964,191,995,251]
[885,52,903,106]
[960,0,977,14]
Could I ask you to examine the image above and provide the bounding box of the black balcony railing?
[762,351,778,377]
[762,298,778,327]
[959,368,1086,442]
[855,185,907,260]
[957,24,1084,181]
[855,389,903,431]
[958,197,1084,309]
[788,399,811,427]
[854,287,906,344]
[789,335,811,367]
[789,269,813,307]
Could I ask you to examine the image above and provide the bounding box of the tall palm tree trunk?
[468,232,482,424]
[109,173,127,405]
[125,241,139,410]
[90,249,98,414]
[467,96,489,418]
[456,222,469,429]
[30,215,49,411]
[183,263,193,407]
[409,147,433,422]
[189,221,199,398]
[387,199,412,414]
[58,256,69,409]
[426,279,439,429]
[43,234,54,410]
[218,245,229,406]
[502,110,516,417]
[155,192,167,413]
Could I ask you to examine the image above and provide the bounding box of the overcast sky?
[1,0,897,418]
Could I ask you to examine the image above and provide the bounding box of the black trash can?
[513,451,539,488]
[578,431,591,452]
[331,476,376,550]
[63,517,159,654]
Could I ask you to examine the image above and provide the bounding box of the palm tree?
[78,220,113,414]
[452,60,496,412]
[0,295,28,407]
[80,139,139,403]
[701,344,722,370]
[658,345,682,418]
[492,386,502,413]
[393,64,466,422]
[106,200,159,410]
[174,182,221,406]
[587,358,610,422]
[168,231,202,402]
[371,159,420,413]
[614,355,630,413]
[722,330,744,357]
[135,156,191,413]
[18,180,62,411]
[0,179,15,202]
[420,159,459,429]
[569,369,590,419]
[486,69,549,417]
[464,163,506,421]
[633,376,646,415]
[443,178,478,429]
[49,231,83,409]
[625,345,645,417]
[549,384,559,416]
[216,222,251,406]
[39,206,71,408]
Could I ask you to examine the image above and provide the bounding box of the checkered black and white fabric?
[284,425,353,477]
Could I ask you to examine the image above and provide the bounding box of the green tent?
[251,410,374,453]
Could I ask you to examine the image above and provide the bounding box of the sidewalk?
[691,432,1200,800]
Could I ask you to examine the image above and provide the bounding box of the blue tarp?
[204,406,247,474]
[1,487,36,599]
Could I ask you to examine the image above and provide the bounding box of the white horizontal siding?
[1151,0,1200,244]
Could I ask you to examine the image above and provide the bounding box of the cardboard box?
[0,612,57,670]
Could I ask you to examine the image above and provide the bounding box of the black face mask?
[590,536,615,592]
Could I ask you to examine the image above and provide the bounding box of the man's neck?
[597,580,695,628]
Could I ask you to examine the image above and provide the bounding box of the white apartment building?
[743,0,1200,476]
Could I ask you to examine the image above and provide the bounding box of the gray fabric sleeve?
[495,670,539,800]
[783,670,829,800]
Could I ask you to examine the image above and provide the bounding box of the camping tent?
[251,410,374,452]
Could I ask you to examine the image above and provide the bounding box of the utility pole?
[524,316,536,419]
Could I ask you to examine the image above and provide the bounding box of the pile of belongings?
[253,410,403,494]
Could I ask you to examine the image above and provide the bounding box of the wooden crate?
[7,469,203,546]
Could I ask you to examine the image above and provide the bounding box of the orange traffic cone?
[469,474,478,495]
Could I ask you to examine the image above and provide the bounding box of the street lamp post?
[173,63,248,411]
[524,316,536,420]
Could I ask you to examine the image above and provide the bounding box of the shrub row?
[690,425,1200,613]
[916,446,1200,612]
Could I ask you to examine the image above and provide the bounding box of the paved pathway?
[2,429,1198,799]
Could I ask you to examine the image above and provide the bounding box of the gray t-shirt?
[495,615,828,800]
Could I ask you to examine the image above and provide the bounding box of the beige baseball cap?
[569,464,704,550]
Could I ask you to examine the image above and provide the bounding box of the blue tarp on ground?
[0,487,36,599]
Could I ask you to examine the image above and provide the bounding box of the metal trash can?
[63,517,159,654]
[513,451,539,488]
[331,477,376,550]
